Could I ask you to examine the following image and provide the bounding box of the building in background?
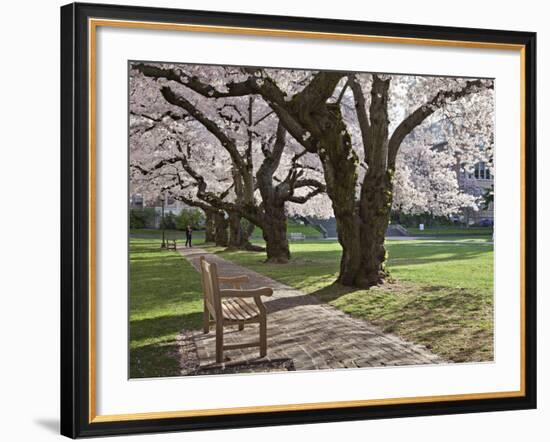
[432,140,494,226]
[130,194,194,228]
[458,160,494,225]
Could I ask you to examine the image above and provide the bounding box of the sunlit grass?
[209,239,494,362]
[129,236,495,379]
[129,239,203,378]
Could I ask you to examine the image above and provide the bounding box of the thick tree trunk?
[356,170,393,287]
[331,74,393,288]
[227,212,254,250]
[313,91,394,287]
[313,104,362,286]
[354,76,393,287]
[334,209,362,286]
[204,210,216,243]
[227,212,242,248]
[324,161,362,286]
[213,210,228,247]
[262,203,290,263]
[318,140,361,285]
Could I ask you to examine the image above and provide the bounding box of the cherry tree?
[130,113,232,246]
[130,63,327,262]
[134,62,493,286]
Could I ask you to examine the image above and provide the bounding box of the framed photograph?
[60,2,536,438]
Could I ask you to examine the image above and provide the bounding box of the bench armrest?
[219,287,273,298]
[217,275,250,288]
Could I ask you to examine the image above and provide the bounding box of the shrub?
[160,212,177,230]
[130,208,157,229]
[176,208,203,230]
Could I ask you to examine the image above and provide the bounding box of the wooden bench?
[289,232,306,241]
[165,238,177,251]
[199,256,273,363]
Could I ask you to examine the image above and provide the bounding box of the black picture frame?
[61,2,537,438]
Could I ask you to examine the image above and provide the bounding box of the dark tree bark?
[312,103,361,285]
[261,201,289,263]
[255,123,290,263]
[204,209,216,243]
[356,169,394,285]
[352,75,393,286]
[203,208,230,247]
[256,123,325,263]
[228,212,248,249]
[213,210,229,247]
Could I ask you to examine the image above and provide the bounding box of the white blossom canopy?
[130,62,494,219]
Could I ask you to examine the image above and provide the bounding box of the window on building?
[131,194,144,208]
[474,162,492,180]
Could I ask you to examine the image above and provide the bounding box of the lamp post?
[160,193,166,248]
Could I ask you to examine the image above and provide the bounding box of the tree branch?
[335,79,350,105]
[348,74,372,163]
[134,62,318,153]
[258,121,287,180]
[131,156,181,175]
[160,86,246,172]
[132,63,255,97]
[287,184,325,204]
[293,178,326,191]
[388,79,493,170]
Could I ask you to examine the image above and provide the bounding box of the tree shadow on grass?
[309,282,362,303]
[130,341,181,379]
[308,281,494,363]
[387,252,487,267]
[129,312,203,379]
[129,253,184,264]
[130,312,202,342]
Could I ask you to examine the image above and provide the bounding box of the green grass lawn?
[130,235,494,378]
[129,238,204,378]
[252,220,323,239]
[131,221,324,241]
[130,228,205,242]
[208,239,494,363]
[407,226,493,237]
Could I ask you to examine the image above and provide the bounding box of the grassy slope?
[407,226,493,236]
[129,239,204,378]
[132,220,323,241]
[130,229,205,241]
[211,240,494,363]
[252,221,323,239]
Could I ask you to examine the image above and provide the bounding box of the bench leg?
[259,316,267,358]
[215,322,224,364]
[238,322,244,331]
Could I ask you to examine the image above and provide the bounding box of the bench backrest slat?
[200,256,221,319]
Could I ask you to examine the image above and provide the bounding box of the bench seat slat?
[222,299,244,321]
[222,298,259,321]
[234,297,260,318]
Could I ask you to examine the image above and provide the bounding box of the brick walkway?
[176,247,445,374]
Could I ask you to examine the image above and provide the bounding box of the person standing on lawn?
[185,225,193,248]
